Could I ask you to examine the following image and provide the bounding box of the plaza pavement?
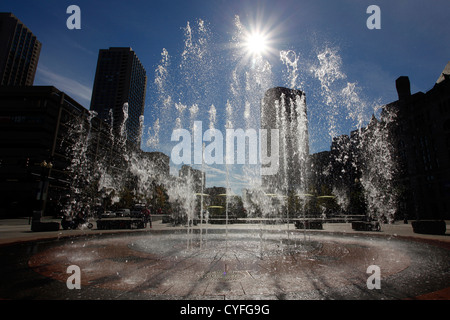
[0,217,449,300]
[1,216,449,246]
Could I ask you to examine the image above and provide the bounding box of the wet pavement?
[0,219,449,300]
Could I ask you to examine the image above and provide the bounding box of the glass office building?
[0,12,41,86]
[90,47,147,146]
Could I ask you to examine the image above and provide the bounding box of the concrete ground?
[1,217,449,245]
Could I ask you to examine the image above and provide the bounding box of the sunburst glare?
[244,31,268,56]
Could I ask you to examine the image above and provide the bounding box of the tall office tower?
[261,87,309,193]
[90,47,147,146]
[0,13,42,86]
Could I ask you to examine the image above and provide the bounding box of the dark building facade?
[309,62,450,220]
[179,165,205,193]
[0,86,168,218]
[142,151,170,177]
[90,47,147,146]
[0,13,41,86]
[383,62,450,220]
[308,132,365,217]
[0,86,105,217]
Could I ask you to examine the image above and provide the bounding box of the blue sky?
[2,0,450,191]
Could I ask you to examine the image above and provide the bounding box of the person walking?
[142,207,152,228]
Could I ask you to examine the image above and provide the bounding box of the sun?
[245,32,268,56]
[233,14,279,62]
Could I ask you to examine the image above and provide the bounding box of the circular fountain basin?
[0,228,443,300]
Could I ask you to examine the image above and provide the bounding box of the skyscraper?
[261,87,309,193]
[90,47,147,146]
[0,12,41,86]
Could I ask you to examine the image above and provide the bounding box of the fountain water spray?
[61,15,399,260]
